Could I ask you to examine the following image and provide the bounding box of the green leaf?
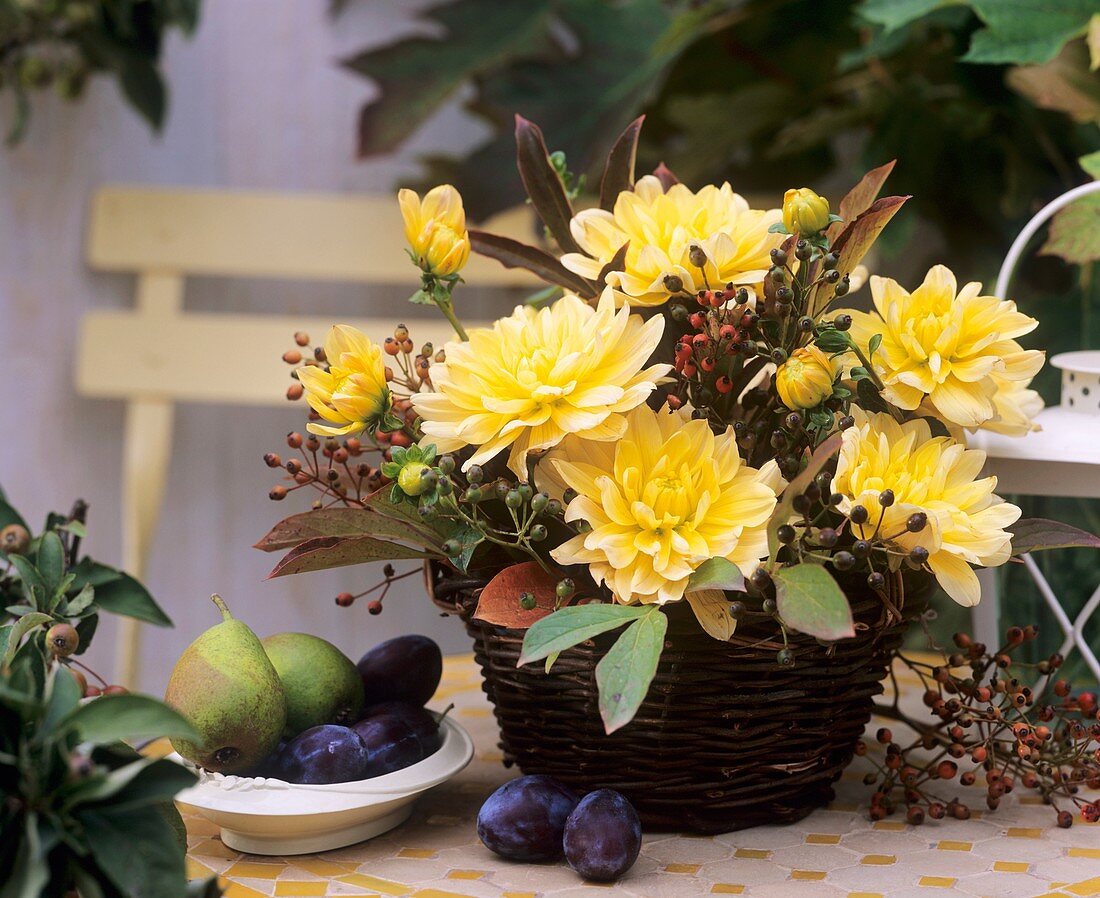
[0,812,50,898]
[1081,150,1100,180]
[857,377,891,414]
[858,0,958,33]
[42,665,84,731]
[599,115,644,210]
[518,604,649,666]
[1009,518,1100,554]
[468,230,596,296]
[868,333,883,357]
[774,564,855,640]
[254,506,442,552]
[119,55,167,129]
[2,612,51,667]
[1040,192,1100,265]
[963,0,1095,65]
[595,606,667,733]
[345,0,556,157]
[61,693,200,745]
[64,583,96,617]
[0,487,29,531]
[36,531,65,596]
[75,613,99,655]
[68,757,196,813]
[686,557,746,593]
[767,434,843,559]
[92,569,172,627]
[267,535,430,578]
[10,554,46,610]
[79,805,188,898]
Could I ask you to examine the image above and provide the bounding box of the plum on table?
[476,775,579,861]
[563,789,642,881]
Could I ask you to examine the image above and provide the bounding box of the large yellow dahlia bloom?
[412,288,669,478]
[296,325,392,437]
[833,410,1021,608]
[547,406,781,605]
[560,175,782,307]
[840,265,1044,434]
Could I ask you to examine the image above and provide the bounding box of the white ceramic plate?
[171,716,474,855]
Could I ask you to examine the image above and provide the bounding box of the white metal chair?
[969,181,1100,678]
[76,186,534,686]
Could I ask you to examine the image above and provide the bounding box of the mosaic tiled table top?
[180,653,1100,898]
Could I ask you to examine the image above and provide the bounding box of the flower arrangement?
[261,117,1100,827]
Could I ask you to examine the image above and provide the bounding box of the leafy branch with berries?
[0,486,222,897]
[260,116,1100,824]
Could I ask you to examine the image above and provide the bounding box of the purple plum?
[563,789,642,881]
[357,635,442,707]
[477,775,579,861]
[274,725,370,784]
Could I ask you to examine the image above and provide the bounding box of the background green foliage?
[345,0,1100,665]
[0,0,200,144]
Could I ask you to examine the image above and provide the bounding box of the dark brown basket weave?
[430,562,928,834]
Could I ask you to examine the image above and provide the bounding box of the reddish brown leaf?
[514,115,582,254]
[817,195,909,315]
[599,116,644,210]
[254,507,439,552]
[473,561,563,629]
[652,162,679,191]
[827,160,897,240]
[267,536,429,579]
[469,230,597,296]
[1009,518,1100,554]
[596,242,629,290]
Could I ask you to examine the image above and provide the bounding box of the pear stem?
[211,594,232,621]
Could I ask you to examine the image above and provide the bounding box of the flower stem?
[435,294,468,342]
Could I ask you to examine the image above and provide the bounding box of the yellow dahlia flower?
[297,325,392,437]
[782,187,831,235]
[833,410,1021,608]
[412,288,669,478]
[398,184,470,277]
[547,406,781,606]
[560,175,782,307]
[840,265,1044,433]
[776,345,836,409]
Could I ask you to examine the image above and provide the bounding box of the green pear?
[261,633,364,737]
[164,595,286,774]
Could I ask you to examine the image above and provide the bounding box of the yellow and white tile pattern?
[182,654,1100,898]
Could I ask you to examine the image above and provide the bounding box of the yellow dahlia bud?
[398,185,470,277]
[397,462,431,496]
[776,345,835,409]
[782,187,831,235]
[422,223,470,277]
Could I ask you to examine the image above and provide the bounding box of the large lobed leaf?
[346,0,557,158]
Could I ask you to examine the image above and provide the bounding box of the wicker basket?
[429,562,928,833]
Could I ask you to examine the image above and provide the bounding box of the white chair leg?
[116,397,175,688]
[114,272,183,688]
[974,567,1001,650]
